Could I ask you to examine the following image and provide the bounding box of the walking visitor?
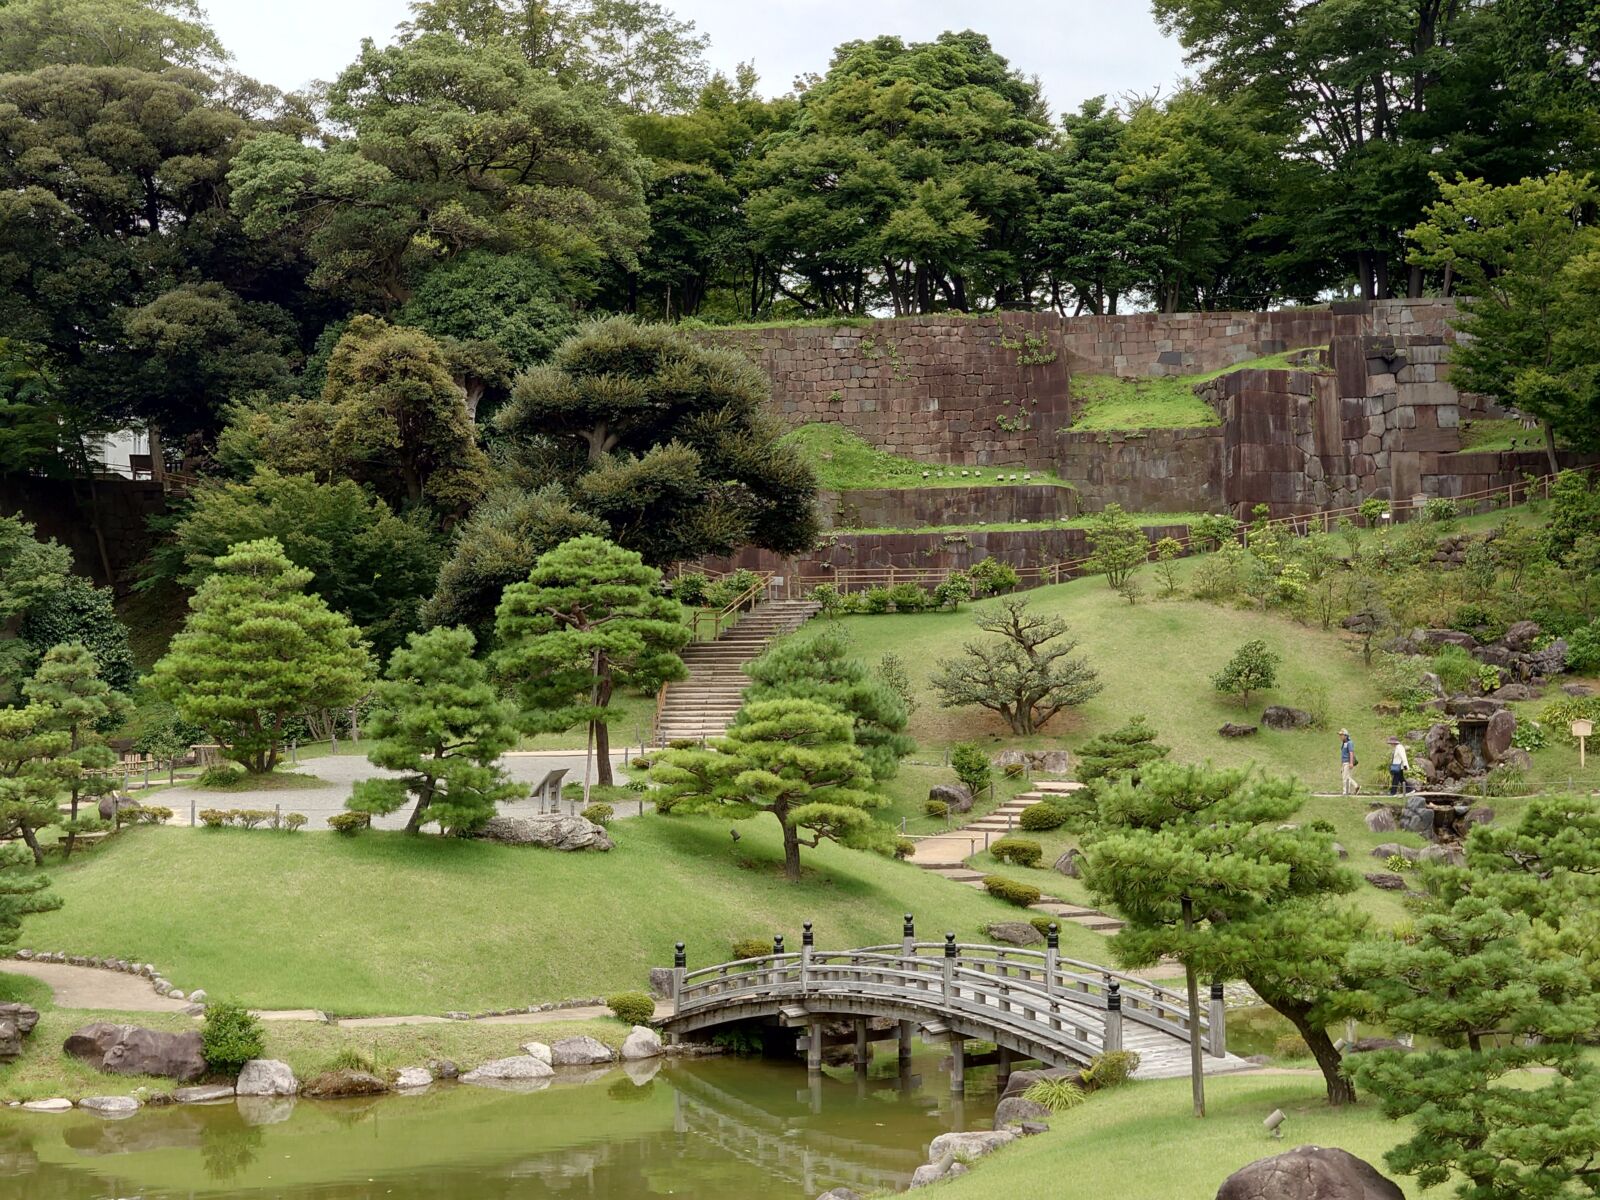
[1340,729,1359,795]
[1388,736,1410,795]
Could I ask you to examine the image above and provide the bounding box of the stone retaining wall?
[1053,426,1224,513]
[817,485,1078,530]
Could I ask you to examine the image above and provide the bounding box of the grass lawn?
[19,815,1113,1016]
[1069,348,1327,432]
[781,423,1075,491]
[934,1072,1424,1199]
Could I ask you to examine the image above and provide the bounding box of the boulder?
[235,1059,298,1097]
[427,1059,460,1080]
[549,1036,614,1066]
[63,1023,206,1082]
[96,793,133,822]
[984,922,1045,947]
[1418,672,1445,698]
[1419,844,1466,868]
[816,1191,863,1200]
[993,1096,1052,1130]
[173,1085,235,1104]
[647,967,676,999]
[1484,710,1517,764]
[1499,747,1534,770]
[1347,1037,1410,1054]
[1053,848,1083,878]
[1502,620,1541,652]
[1369,844,1419,862]
[301,1069,389,1099]
[992,750,1027,769]
[620,1026,663,1061]
[460,1056,554,1084]
[1445,695,1505,719]
[1033,750,1072,776]
[0,1002,40,1061]
[1399,795,1435,839]
[77,1096,139,1117]
[21,1098,71,1112]
[1562,683,1595,697]
[1365,873,1407,891]
[1466,806,1495,826]
[1332,843,1348,859]
[1363,809,1397,833]
[928,1130,1016,1163]
[1491,684,1540,703]
[1219,723,1258,738]
[1000,1067,1075,1100]
[1214,1144,1404,1200]
[477,814,614,852]
[1421,629,1478,650]
[929,783,974,814]
[521,1042,553,1066]
[1261,706,1315,731]
[393,1067,433,1090]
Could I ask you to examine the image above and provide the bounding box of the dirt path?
[0,960,191,1013]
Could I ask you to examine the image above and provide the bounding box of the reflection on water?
[0,1052,998,1199]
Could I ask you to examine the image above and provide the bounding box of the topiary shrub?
[730,937,772,961]
[607,992,656,1025]
[894,837,915,860]
[582,803,614,826]
[950,742,991,797]
[235,809,273,830]
[201,1002,265,1075]
[1029,916,1057,938]
[991,837,1043,868]
[924,799,950,819]
[196,764,243,788]
[630,756,653,770]
[198,808,229,829]
[970,557,1020,595]
[983,875,1041,907]
[1273,1033,1309,1059]
[328,811,370,836]
[1019,802,1068,832]
[860,586,893,614]
[130,805,174,824]
[886,582,931,613]
[667,738,699,750]
[282,812,308,832]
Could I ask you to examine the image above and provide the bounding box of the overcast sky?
[203,0,1191,120]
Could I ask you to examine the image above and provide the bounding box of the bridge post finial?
[944,932,957,958]
[1208,980,1227,1059]
[902,913,915,958]
[1104,981,1123,1053]
[942,932,957,1000]
[671,941,686,1018]
[770,934,785,991]
[800,922,813,987]
[1044,923,1059,999]
[802,921,813,946]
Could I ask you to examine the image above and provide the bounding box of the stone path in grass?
[0,960,191,1013]
[156,750,646,831]
[906,783,1125,935]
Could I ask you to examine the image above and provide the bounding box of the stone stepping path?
[907,787,1125,934]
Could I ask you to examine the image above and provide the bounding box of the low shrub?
[1424,497,1460,523]
[894,837,916,860]
[328,811,370,836]
[1029,916,1058,938]
[886,582,932,612]
[1019,802,1068,832]
[924,799,949,819]
[1568,620,1600,675]
[970,557,1020,595]
[1511,720,1548,752]
[201,1002,265,1075]
[950,742,991,797]
[196,764,244,788]
[235,809,273,830]
[128,805,173,824]
[991,837,1043,868]
[197,808,229,829]
[630,757,653,770]
[1081,1049,1141,1090]
[860,586,893,614]
[1002,762,1026,779]
[582,803,614,826]
[607,992,656,1025]
[983,875,1041,907]
[667,738,700,750]
[1022,1076,1086,1112]
[1385,853,1412,873]
[326,1046,377,1074]
[808,581,845,617]
[730,937,771,961]
[1541,695,1600,742]
[670,572,710,606]
[282,812,308,832]
[1273,1033,1309,1059]
[1481,764,1530,797]
[933,570,974,610]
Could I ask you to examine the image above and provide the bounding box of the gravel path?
[0,960,190,1012]
[160,751,646,831]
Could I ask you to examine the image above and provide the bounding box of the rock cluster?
[63,1024,206,1081]
[984,921,1044,947]
[1392,621,1568,685]
[991,749,1071,776]
[0,1002,40,1061]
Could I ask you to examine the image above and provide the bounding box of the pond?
[0,1051,1000,1199]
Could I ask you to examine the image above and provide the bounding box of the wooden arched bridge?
[661,917,1255,1085]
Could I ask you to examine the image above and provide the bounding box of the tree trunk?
[593,656,614,788]
[64,786,80,860]
[1542,420,1559,475]
[1182,898,1206,1117]
[20,824,43,866]
[406,774,436,834]
[1357,251,1375,301]
[1407,263,1423,299]
[780,819,802,882]
[1267,993,1356,1106]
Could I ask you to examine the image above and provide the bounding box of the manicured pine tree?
[651,698,892,882]
[494,535,688,787]
[150,538,372,773]
[0,704,69,865]
[1080,762,1361,1108]
[745,626,913,780]
[348,626,524,834]
[1074,715,1171,784]
[24,643,128,856]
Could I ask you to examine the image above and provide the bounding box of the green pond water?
[0,1052,999,1199]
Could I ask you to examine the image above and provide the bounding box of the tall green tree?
[348,626,523,834]
[1074,715,1171,785]
[652,698,892,881]
[494,535,687,786]
[0,0,225,72]
[1081,762,1361,1106]
[24,643,128,857]
[149,539,372,773]
[1083,503,1148,589]
[744,626,913,780]
[1037,98,1145,315]
[493,318,818,564]
[146,468,443,659]
[1410,171,1600,464]
[0,704,69,865]
[930,598,1102,735]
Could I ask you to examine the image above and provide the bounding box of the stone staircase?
[654,599,821,745]
[908,787,1124,934]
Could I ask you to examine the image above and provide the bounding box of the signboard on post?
[1573,719,1592,768]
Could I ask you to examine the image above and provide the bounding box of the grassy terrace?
[838,511,1209,535]
[1069,347,1328,431]
[782,423,1074,490]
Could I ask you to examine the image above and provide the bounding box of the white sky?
[202,0,1191,121]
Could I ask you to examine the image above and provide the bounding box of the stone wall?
[1054,426,1224,513]
[818,485,1078,530]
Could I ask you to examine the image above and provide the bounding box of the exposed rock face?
[620,1026,663,1061]
[648,967,676,999]
[1365,873,1407,890]
[174,1085,235,1103]
[928,783,974,814]
[927,1130,1016,1162]
[1484,709,1517,764]
[816,1191,863,1200]
[984,921,1045,947]
[63,1023,206,1082]
[1363,809,1397,833]
[993,1096,1052,1129]
[522,1042,553,1065]
[1399,795,1435,838]
[550,1036,614,1066]
[1261,706,1315,730]
[990,749,1070,775]
[461,1056,553,1084]
[478,814,614,851]
[1219,723,1258,738]
[1419,844,1466,867]
[1214,1145,1405,1200]
[235,1059,298,1097]
[1053,848,1083,877]
[302,1069,389,1099]
[428,1058,460,1080]
[0,1002,40,1061]
[1369,844,1419,862]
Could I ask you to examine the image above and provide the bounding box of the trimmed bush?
[282,812,308,832]
[730,937,772,961]
[970,557,1019,595]
[129,805,173,824]
[630,756,653,770]
[1029,916,1057,938]
[1002,762,1026,779]
[924,799,950,819]
[894,837,915,860]
[582,803,614,826]
[1019,802,1068,832]
[991,837,1043,868]
[1081,1049,1141,1090]
[950,742,991,797]
[886,582,932,612]
[235,809,273,830]
[983,875,1041,907]
[328,812,370,836]
[667,738,699,750]
[201,1002,265,1075]
[197,808,229,829]
[196,764,244,788]
[607,992,656,1025]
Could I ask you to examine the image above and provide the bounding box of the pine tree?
[0,834,57,950]
[1080,762,1361,1107]
[930,598,1102,735]
[494,535,687,786]
[0,704,68,865]
[1074,715,1171,784]
[24,643,128,857]
[745,626,913,780]
[652,698,892,881]
[348,626,524,834]
[150,539,372,773]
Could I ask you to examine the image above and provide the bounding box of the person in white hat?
[1340,729,1359,796]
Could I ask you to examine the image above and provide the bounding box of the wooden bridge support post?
[1104,982,1123,1053]
[997,1047,1012,1092]
[949,1035,966,1093]
[807,1020,823,1075]
[898,1020,914,1063]
[1208,982,1227,1059]
[771,935,785,991]
[942,932,957,1003]
[671,942,686,1021]
[801,923,813,989]
[853,1019,870,1069]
